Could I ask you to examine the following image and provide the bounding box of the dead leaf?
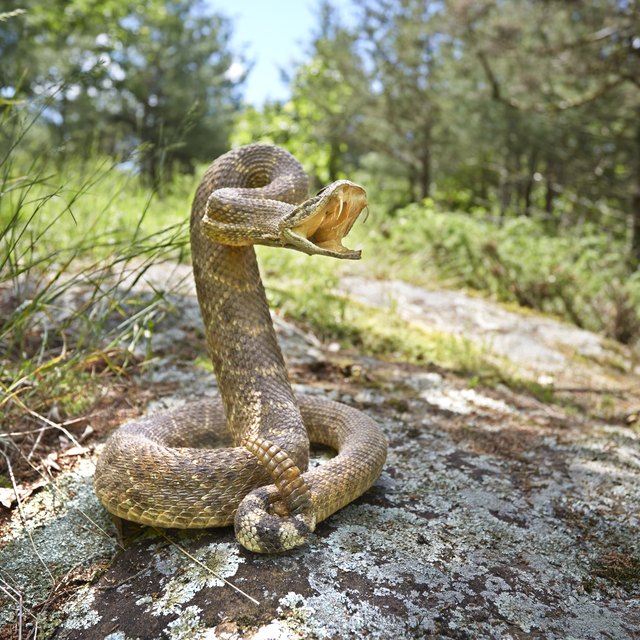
[44,452,61,471]
[0,487,16,509]
[0,479,48,509]
[60,445,90,457]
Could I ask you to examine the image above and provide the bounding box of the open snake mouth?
[287,181,367,259]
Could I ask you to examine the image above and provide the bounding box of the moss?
[193,356,213,372]
[265,269,510,384]
[54,369,101,415]
[598,394,616,415]
[569,348,629,375]
[507,378,558,404]
[591,551,640,593]
[385,397,410,413]
[2,357,105,432]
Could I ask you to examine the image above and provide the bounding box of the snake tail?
[236,435,316,553]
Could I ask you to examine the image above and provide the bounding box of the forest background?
[2,0,640,426]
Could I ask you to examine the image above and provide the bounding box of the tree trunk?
[498,164,511,218]
[328,140,341,183]
[522,150,539,216]
[544,164,556,218]
[522,173,535,215]
[407,169,417,203]
[419,142,431,200]
[631,112,640,269]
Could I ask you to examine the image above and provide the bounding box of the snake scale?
[94,144,387,552]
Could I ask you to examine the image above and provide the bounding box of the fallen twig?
[156,530,260,606]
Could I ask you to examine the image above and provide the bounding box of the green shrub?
[368,201,640,344]
[0,104,191,425]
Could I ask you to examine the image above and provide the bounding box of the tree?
[0,0,245,182]
[233,1,368,190]
[107,1,244,183]
[448,0,640,263]
[357,0,447,200]
[286,1,369,184]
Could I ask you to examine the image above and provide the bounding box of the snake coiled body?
[94,144,387,552]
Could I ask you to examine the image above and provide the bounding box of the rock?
[353,389,385,405]
[4,359,639,638]
[2,273,639,639]
[338,276,617,378]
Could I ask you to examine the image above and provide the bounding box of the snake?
[94,144,387,553]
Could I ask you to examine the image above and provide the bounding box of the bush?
[0,99,191,429]
[373,202,640,344]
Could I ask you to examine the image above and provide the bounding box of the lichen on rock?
[2,281,639,639]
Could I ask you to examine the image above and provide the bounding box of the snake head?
[281,180,367,260]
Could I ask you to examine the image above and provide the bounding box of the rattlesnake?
[94,144,387,552]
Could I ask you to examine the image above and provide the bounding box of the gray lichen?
[164,605,204,640]
[2,285,639,639]
[60,588,102,631]
[0,459,116,629]
[145,542,244,617]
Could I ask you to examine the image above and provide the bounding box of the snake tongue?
[286,181,367,259]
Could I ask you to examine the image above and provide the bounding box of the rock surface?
[1,268,639,639]
[339,276,635,378]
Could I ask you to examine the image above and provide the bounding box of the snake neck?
[190,203,309,470]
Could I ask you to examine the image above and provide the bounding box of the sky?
[221,0,353,106]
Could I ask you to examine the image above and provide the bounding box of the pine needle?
[0,450,55,584]
[156,530,260,606]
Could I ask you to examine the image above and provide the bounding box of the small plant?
[363,202,640,345]
[0,91,190,482]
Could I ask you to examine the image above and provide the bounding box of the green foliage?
[0,100,192,425]
[234,0,640,265]
[0,0,244,183]
[374,200,640,343]
[232,1,368,190]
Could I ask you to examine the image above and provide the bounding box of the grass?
[0,113,198,637]
[0,105,193,486]
[357,200,640,345]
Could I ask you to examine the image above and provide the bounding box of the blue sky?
[221,0,353,105]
